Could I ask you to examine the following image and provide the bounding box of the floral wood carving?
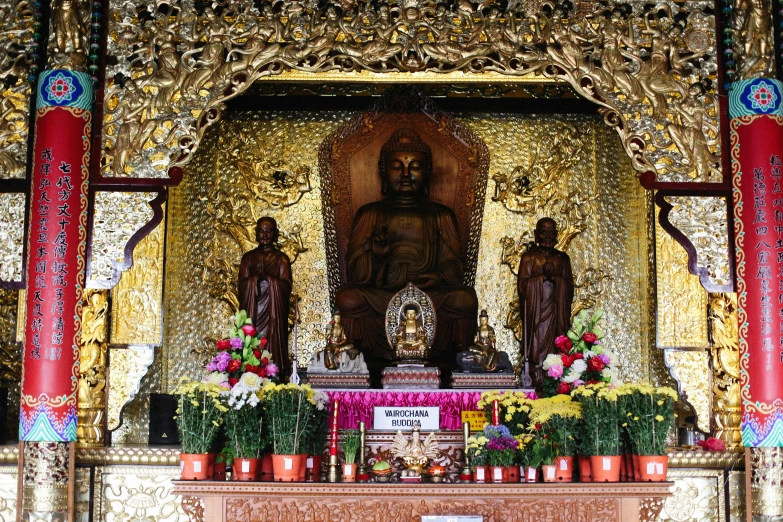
[104,0,720,183]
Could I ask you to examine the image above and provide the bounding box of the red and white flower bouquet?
[541,309,619,396]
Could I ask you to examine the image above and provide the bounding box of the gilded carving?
[0,289,20,382]
[99,466,186,522]
[655,205,708,349]
[0,192,27,282]
[0,465,18,521]
[665,196,731,290]
[89,191,156,287]
[664,350,711,434]
[77,290,108,447]
[750,447,783,518]
[48,0,90,71]
[106,345,155,431]
[709,293,742,449]
[728,471,746,522]
[103,0,720,183]
[110,216,165,346]
[659,470,722,522]
[733,0,775,80]
[0,0,33,179]
[22,441,70,514]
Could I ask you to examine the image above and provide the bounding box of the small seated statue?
[307,313,368,374]
[393,308,430,364]
[456,310,513,373]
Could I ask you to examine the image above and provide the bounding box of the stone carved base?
[382,366,440,389]
[173,482,671,522]
[307,373,370,389]
[450,372,516,389]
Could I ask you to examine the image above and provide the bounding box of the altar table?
[173,481,672,522]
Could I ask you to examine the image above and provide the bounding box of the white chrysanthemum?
[205,372,228,385]
[562,369,581,383]
[542,353,562,371]
[239,372,262,389]
[570,359,587,375]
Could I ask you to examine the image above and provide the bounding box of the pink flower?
[241,324,257,337]
[582,332,597,343]
[554,335,572,352]
[572,379,585,388]
[598,354,611,366]
[265,362,278,376]
[547,364,564,378]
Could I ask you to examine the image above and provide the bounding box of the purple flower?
[598,354,611,366]
[547,364,564,378]
[210,351,232,372]
[265,362,278,376]
[230,337,243,349]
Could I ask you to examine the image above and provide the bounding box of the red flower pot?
[472,465,488,483]
[632,454,641,481]
[342,463,356,482]
[297,453,307,481]
[180,454,211,480]
[638,455,669,482]
[578,455,592,482]
[272,454,303,482]
[233,457,260,481]
[590,456,622,482]
[212,461,227,481]
[306,455,323,482]
[554,456,573,482]
[505,465,520,483]
[489,466,506,483]
[542,464,557,482]
[260,453,274,482]
[524,466,539,483]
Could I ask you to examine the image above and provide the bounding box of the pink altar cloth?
[325,389,535,430]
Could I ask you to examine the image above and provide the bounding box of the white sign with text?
[373,406,440,430]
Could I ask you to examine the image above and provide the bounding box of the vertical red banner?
[731,78,783,447]
[20,70,91,441]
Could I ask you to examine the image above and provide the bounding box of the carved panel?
[78,289,109,446]
[99,466,187,522]
[664,350,712,434]
[110,215,165,345]
[107,345,155,431]
[732,0,775,80]
[0,192,26,283]
[103,0,720,184]
[728,471,746,522]
[655,205,709,349]
[0,0,33,180]
[710,293,742,449]
[659,469,722,522]
[88,192,156,287]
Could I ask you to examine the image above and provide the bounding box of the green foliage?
[342,429,362,464]
[306,408,329,456]
[224,403,266,459]
[266,385,314,455]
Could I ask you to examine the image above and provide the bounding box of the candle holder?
[459,421,472,482]
[327,454,340,483]
[357,421,370,481]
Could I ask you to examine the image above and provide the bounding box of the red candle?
[329,399,339,457]
[492,400,499,426]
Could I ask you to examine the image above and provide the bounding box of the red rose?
[582,332,597,343]
[260,337,268,348]
[227,359,242,373]
[241,324,257,337]
[587,379,599,385]
[261,357,269,365]
[588,357,605,372]
[573,353,584,360]
[554,335,572,353]
[245,364,257,373]
[561,354,575,367]
[256,366,267,378]
[228,377,238,387]
[216,339,231,351]
[534,423,542,431]
[253,350,261,359]
[557,382,571,394]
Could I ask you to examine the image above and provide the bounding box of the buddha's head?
[404,308,418,321]
[333,312,342,324]
[379,128,433,198]
[479,309,489,326]
[534,217,558,249]
[256,216,279,248]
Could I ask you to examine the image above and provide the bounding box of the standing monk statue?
[335,128,478,377]
[517,218,574,388]
[238,217,293,379]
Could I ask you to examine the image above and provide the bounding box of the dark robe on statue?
[238,248,292,379]
[336,198,478,371]
[517,246,574,388]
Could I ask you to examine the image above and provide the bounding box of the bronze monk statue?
[517,217,574,389]
[335,128,478,377]
[238,217,293,379]
[456,309,513,373]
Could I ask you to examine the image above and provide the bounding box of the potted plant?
[265,382,316,481]
[466,434,488,483]
[529,395,582,482]
[482,425,519,483]
[478,390,536,437]
[573,383,623,482]
[304,392,329,482]
[173,378,227,480]
[214,447,232,481]
[620,384,677,481]
[342,429,361,482]
[224,372,267,481]
[521,437,545,483]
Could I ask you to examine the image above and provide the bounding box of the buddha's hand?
[543,262,555,280]
[371,225,390,256]
[417,273,443,289]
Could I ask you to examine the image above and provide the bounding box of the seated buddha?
[393,308,430,364]
[323,313,360,370]
[335,128,478,376]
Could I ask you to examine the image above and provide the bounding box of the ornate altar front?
[0,0,772,518]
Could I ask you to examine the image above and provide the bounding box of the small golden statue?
[324,313,360,370]
[390,421,440,479]
[393,307,430,363]
[456,310,514,373]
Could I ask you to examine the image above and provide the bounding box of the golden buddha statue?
[393,308,430,363]
[456,309,514,373]
[323,313,360,370]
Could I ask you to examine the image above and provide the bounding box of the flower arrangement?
[618,384,678,456]
[478,390,537,437]
[223,372,269,459]
[571,383,622,456]
[205,310,278,389]
[466,434,488,467]
[481,425,520,467]
[264,382,317,455]
[528,395,582,458]
[342,429,362,464]
[542,309,619,397]
[173,378,228,455]
[305,390,330,456]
